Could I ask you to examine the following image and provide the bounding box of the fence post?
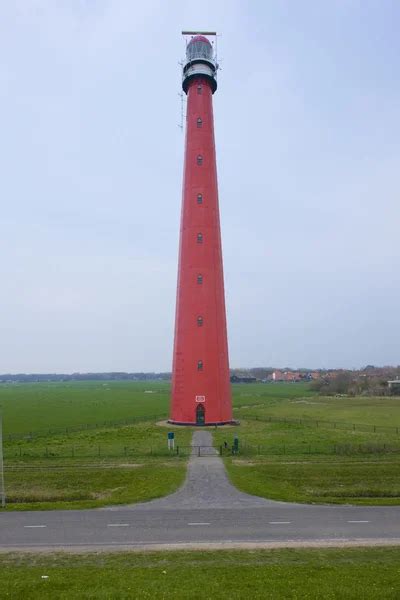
[219,445,222,456]
[176,446,179,456]
[98,445,100,457]
[198,446,201,457]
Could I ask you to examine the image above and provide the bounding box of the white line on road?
[269,521,291,525]
[188,522,210,526]
[347,520,370,523]
[24,525,47,528]
[107,524,130,527]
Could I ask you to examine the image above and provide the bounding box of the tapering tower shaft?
[170,35,232,425]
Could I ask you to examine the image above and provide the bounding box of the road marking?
[24,525,47,528]
[188,522,210,526]
[107,523,130,527]
[347,520,370,523]
[269,521,291,525]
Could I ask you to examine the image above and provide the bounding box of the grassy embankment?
[2,381,400,508]
[1,548,399,599]
[0,382,191,510]
[215,383,400,505]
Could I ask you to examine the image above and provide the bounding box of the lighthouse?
[169,33,233,426]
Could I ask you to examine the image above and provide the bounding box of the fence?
[3,443,186,460]
[219,441,400,457]
[4,414,168,442]
[244,414,400,435]
[5,441,400,461]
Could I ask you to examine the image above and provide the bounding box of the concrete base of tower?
[167,419,239,427]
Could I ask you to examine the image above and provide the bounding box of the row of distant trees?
[0,368,310,384]
[0,372,171,383]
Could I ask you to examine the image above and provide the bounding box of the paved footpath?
[121,430,280,510]
[1,431,400,551]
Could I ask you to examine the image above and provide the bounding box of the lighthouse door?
[196,404,205,426]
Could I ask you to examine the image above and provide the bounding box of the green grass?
[234,388,400,428]
[232,382,314,408]
[216,390,400,505]
[225,459,400,505]
[4,421,192,460]
[3,381,400,509]
[4,461,186,511]
[1,548,400,599]
[2,421,191,510]
[0,381,169,435]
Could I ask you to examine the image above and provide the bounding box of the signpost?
[0,413,5,508]
[167,431,175,451]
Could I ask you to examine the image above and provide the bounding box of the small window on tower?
[197,85,202,95]
[197,117,203,128]
[197,193,203,205]
[197,274,203,284]
[197,360,203,371]
[197,232,203,244]
[197,155,203,166]
[197,316,204,327]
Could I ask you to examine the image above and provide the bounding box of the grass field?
[0,381,169,435]
[217,385,400,505]
[2,420,191,510]
[1,548,399,599]
[2,381,400,509]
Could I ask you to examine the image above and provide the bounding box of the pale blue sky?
[1,1,399,372]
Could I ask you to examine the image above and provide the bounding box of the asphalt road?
[1,431,399,551]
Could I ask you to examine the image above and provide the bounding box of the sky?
[0,0,399,373]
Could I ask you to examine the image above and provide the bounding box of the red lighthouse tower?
[170,33,233,426]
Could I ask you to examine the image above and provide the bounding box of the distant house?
[272,370,302,382]
[388,380,400,395]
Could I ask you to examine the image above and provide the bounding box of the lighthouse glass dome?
[186,35,214,62]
